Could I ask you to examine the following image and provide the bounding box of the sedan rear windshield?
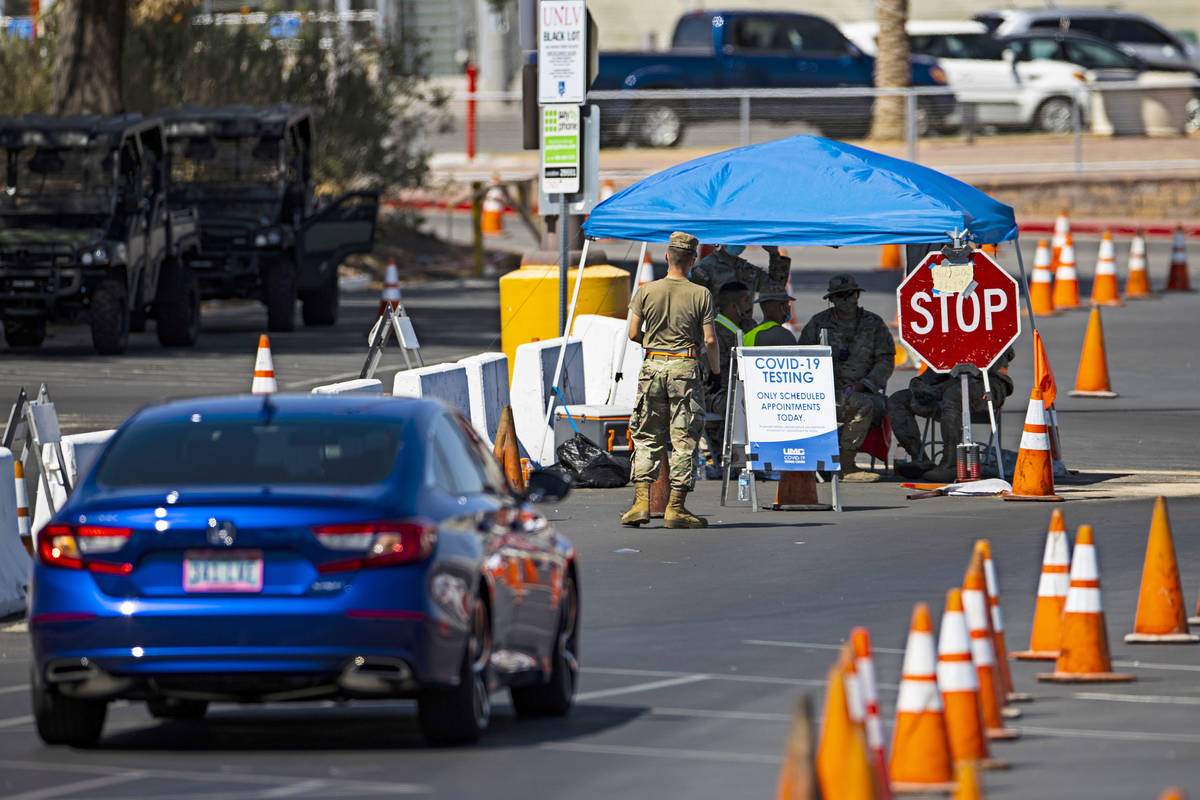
[96,418,404,488]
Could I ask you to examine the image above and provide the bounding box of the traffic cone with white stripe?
[1052,233,1081,310]
[1165,225,1191,291]
[889,604,955,794]
[1049,209,1070,271]
[1002,386,1061,501]
[634,249,654,291]
[938,589,1007,770]
[1125,497,1198,643]
[1029,239,1055,316]
[1124,230,1152,299]
[1012,510,1072,660]
[1036,525,1135,683]
[1069,307,1118,398]
[817,649,878,800]
[852,628,892,800]
[953,761,984,800]
[378,260,400,316]
[13,459,30,554]
[251,334,277,394]
[975,540,1030,702]
[599,178,615,202]
[1090,231,1122,306]
[481,173,504,236]
[963,551,1020,739]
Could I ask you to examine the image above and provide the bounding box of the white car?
[840,20,1134,133]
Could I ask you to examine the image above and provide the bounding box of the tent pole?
[607,240,647,405]
[539,238,592,463]
[1013,237,1039,335]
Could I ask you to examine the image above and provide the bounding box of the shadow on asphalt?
[93,702,646,751]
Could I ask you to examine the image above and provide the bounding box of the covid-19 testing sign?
[737,346,840,471]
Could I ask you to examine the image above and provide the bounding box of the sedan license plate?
[183,550,263,593]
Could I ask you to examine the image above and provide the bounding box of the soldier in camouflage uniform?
[888,348,1015,481]
[622,232,720,529]
[797,274,895,482]
[691,245,791,321]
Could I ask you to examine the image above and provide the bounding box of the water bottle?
[737,467,750,501]
[694,453,705,483]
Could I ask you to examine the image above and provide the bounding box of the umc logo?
[207,518,237,547]
[782,447,806,464]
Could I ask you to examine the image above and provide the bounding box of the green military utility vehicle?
[0,115,201,353]
[158,105,379,331]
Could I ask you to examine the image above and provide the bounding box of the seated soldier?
[887,348,1016,481]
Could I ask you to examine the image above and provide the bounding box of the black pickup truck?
[0,115,200,353]
[591,10,955,147]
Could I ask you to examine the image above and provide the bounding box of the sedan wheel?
[417,596,492,745]
[31,669,107,746]
[1035,97,1076,134]
[511,571,579,717]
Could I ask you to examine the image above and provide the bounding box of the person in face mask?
[797,274,895,482]
[690,244,791,327]
[742,290,797,347]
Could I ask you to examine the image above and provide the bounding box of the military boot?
[663,489,707,529]
[921,453,959,483]
[895,437,934,479]
[839,450,880,483]
[620,482,651,526]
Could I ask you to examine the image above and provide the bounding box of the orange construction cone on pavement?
[1124,230,1152,298]
[1126,497,1199,643]
[480,173,505,236]
[1002,386,1061,501]
[251,334,276,394]
[378,260,400,315]
[817,651,878,800]
[1013,510,1072,660]
[1090,231,1123,306]
[889,603,955,794]
[1029,239,1055,316]
[1069,307,1118,398]
[974,540,1029,702]
[492,406,525,493]
[1037,525,1135,683]
[852,628,892,800]
[1165,225,1191,291]
[937,589,1007,770]
[599,178,615,202]
[952,761,984,800]
[1052,233,1081,310]
[776,696,819,800]
[634,249,654,291]
[1049,209,1070,271]
[880,244,902,271]
[13,459,30,552]
[962,552,1020,739]
[1159,789,1188,800]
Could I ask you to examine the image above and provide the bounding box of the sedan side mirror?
[1002,48,1015,64]
[524,468,573,503]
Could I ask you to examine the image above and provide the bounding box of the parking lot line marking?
[576,674,708,701]
[650,706,793,722]
[541,741,780,765]
[3,771,148,800]
[743,639,905,655]
[1016,725,1200,744]
[0,714,33,729]
[1112,659,1200,673]
[0,684,26,695]
[257,780,334,798]
[583,666,832,689]
[281,371,368,390]
[1074,692,1200,706]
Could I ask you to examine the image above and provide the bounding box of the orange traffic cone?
[817,652,878,800]
[1002,387,1061,501]
[1012,510,1072,660]
[1125,497,1198,643]
[599,178,615,202]
[1029,239,1055,316]
[889,603,955,794]
[493,406,525,493]
[378,260,400,316]
[1049,209,1070,271]
[938,589,1007,770]
[1037,525,1135,683]
[1165,225,1191,291]
[1052,233,1081,310]
[962,552,1020,740]
[481,173,504,236]
[634,249,654,292]
[1090,231,1123,306]
[974,540,1029,702]
[952,761,984,800]
[1069,307,1118,398]
[251,334,276,394]
[1158,789,1188,800]
[880,244,902,271]
[13,459,30,553]
[851,628,892,800]
[894,340,921,372]
[776,696,819,800]
[1124,230,1152,298]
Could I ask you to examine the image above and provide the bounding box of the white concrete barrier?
[458,353,510,447]
[571,313,643,406]
[511,337,585,465]
[0,448,30,617]
[311,378,384,395]
[392,363,471,418]
[32,430,115,539]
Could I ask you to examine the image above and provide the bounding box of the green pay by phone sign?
[541,105,580,196]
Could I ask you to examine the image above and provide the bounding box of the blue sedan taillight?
[312,519,436,573]
[37,524,133,574]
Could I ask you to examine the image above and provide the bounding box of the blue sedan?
[29,394,579,746]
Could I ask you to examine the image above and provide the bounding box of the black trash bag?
[555,432,630,488]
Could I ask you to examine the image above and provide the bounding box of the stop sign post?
[896,249,1021,480]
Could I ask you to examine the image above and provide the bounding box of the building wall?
[589,1,1200,51]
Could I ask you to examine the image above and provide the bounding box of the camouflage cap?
[823,273,863,298]
[667,231,699,252]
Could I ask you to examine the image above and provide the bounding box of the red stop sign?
[896,250,1021,373]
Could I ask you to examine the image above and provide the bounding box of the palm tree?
[51,0,127,115]
[869,0,910,141]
